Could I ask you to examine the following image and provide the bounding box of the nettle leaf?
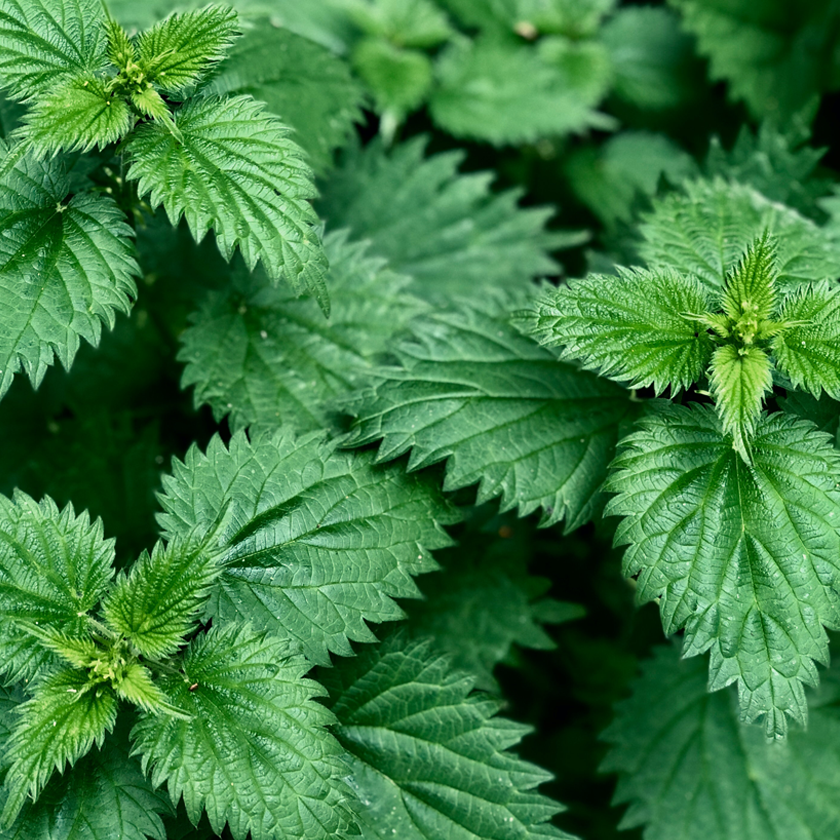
[406,513,583,690]
[347,0,453,49]
[639,178,840,295]
[773,280,840,399]
[430,35,613,145]
[705,123,832,218]
[525,267,714,395]
[0,491,113,683]
[131,624,350,840]
[0,0,107,101]
[434,0,516,31]
[2,669,118,826]
[669,0,840,119]
[179,230,428,433]
[606,403,840,737]
[102,533,220,659]
[601,6,703,112]
[317,137,579,301]
[1,725,170,840]
[341,302,634,530]
[322,634,575,840]
[137,5,239,95]
[720,230,777,322]
[0,142,138,398]
[205,23,363,172]
[563,131,698,228]
[352,38,433,118]
[124,94,329,309]
[709,345,772,461]
[602,644,840,840]
[157,428,457,664]
[21,75,134,156]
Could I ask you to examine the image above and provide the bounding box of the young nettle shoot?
[526,232,840,461]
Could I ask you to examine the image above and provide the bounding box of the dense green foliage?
[4,1,840,838]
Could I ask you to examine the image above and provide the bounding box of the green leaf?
[602,643,840,840]
[773,281,840,400]
[525,267,714,395]
[0,141,138,398]
[669,0,840,118]
[0,0,107,101]
[341,301,633,530]
[131,624,350,840]
[124,94,329,310]
[179,230,429,433]
[322,633,576,840]
[563,132,698,227]
[705,122,832,218]
[516,0,614,37]
[317,137,579,301]
[606,403,840,737]
[709,344,773,460]
[157,428,457,664]
[2,669,118,826]
[433,0,516,32]
[113,662,188,718]
[204,23,363,172]
[720,231,777,323]
[430,35,613,145]
[346,0,453,48]
[103,533,220,659]
[406,512,582,690]
[639,178,840,295]
[352,38,433,117]
[0,726,170,840]
[137,5,239,95]
[601,6,703,111]
[20,75,134,156]
[0,491,114,683]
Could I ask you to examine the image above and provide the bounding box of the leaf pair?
[526,233,840,460]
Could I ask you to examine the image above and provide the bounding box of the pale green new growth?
[22,75,134,155]
[102,533,221,659]
[603,644,840,840]
[0,492,114,683]
[709,345,772,460]
[125,94,330,311]
[131,624,350,840]
[0,0,108,101]
[323,634,575,840]
[639,178,840,294]
[720,230,777,324]
[137,6,239,95]
[606,404,840,738]
[157,428,457,664]
[341,301,633,530]
[526,267,713,395]
[2,669,117,826]
[0,141,138,399]
[528,230,835,460]
[773,280,840,399]
[179,231,428,432]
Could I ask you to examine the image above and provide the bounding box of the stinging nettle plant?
[6,0,840,839]
[0,2,580,839]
